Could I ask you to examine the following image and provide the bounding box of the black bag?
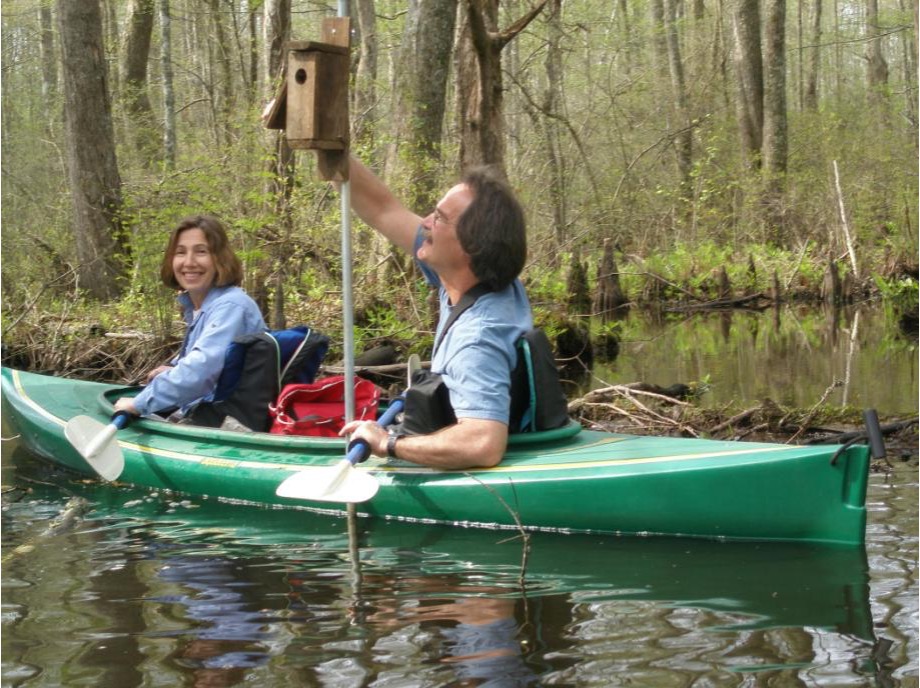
[399,369,457,435]
[509,329,569,433]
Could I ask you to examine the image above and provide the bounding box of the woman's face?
[172,227,217,306]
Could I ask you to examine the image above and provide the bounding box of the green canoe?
[1,367,870,545]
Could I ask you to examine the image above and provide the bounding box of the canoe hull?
[1,367,870,545]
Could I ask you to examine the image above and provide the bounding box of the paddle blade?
[64,415,125,481]
[275,461,380,503]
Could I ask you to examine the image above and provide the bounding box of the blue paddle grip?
[377,397,405,427]
[345,397,405,465]
[346,438,372,465]
[111,412,133,429]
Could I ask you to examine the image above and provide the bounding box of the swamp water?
[583,304,918,415]
[2,304,918,686]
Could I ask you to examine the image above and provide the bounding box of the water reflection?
[307,572,538,687]
[587,304,918,414]
[152,555,277,686]
[3,446,913,685]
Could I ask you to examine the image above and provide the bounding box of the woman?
[114,215,266,419]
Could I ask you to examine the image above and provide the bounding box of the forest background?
[1,0,917,383]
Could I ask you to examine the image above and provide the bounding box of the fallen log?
[666,292,772,312]
[804,418,918,445]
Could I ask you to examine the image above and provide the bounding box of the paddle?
[64,411,133,481]
[276,354,420,503]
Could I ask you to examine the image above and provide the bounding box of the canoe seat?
[188,326,330,432]
[509,329,570,433]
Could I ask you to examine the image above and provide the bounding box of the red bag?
[268,376,380,437]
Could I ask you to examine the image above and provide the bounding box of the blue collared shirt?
[132,285,266,416]
[414,228,533,424]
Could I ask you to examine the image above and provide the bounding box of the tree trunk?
[160,0,176,169]
[261,0,294,326]
[57,0,127,300]
[650,0,670,85]
[543,0,567,254]
[264,0,293,189]
[39,4,57,111]
[714,0,732,113]
[456,0,498,170]
[663,0,694,205]
[595,239,628,318]
[352,0,379,152]
[209,0,234,147]
[264,0,288,85]
[566,250,591,314]
[731,0,763,168]
[762,0,787,178]
[617,0,634,75]
[762,0,788,242]
[866,0,890,109]
[796,0,803,110]
[103,0,119,94]
[387,0,457,212]
[457,0,546,171]
[804,0,822,111]
[898,0,918,134]
[834,0,845,105]
[248,1,259,106]
[122,0,157,158]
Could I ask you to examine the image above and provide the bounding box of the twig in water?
[735,422,770,440]
[462,473,530,590]
[787,380,844,444]
[710,407,759,435]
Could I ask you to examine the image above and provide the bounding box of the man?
[340,157,531,469]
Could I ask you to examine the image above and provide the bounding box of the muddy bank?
[571,385,918,467]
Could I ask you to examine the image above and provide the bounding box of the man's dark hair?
[456,166,527,291]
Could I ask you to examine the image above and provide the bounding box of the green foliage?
[108,286,178,343]
[522,261,572,309]
[354,301,430,357]
[874,275,919,315]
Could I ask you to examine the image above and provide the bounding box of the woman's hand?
[145,365,173,384]
[113,397,140,416]
[340,420,389,458]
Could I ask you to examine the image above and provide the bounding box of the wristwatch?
[387,433,401,459]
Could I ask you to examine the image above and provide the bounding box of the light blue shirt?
[415,229,533,424]
[132,285,266,416]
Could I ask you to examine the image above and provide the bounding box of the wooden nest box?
[264,17,350,179]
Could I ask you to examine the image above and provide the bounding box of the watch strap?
[386,433,401,459]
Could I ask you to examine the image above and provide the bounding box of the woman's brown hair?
[160,215,244,289]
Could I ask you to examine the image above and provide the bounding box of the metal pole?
[341,182,355,424]
[338,0,354,425]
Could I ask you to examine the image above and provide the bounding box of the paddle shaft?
[83,412,132,458]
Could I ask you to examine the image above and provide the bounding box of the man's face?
[418,183,474,275]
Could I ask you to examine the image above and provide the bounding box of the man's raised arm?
[346,156,421,255]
